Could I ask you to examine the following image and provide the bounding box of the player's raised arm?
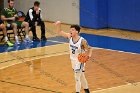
[54,21,71,39]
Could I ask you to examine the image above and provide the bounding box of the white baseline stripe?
[91,82,140,93]
[93,47,140,55]
[48,39,140,55]
[0,52,69,70]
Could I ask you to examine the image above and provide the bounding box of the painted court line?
[0,43,69,69]
[0,51,69,70]
[48,39,140,55]
[0,50,69,65]
[0,80,62,93]
[91,82,140,93]
[93,47,140,55]
[47,40,67,44]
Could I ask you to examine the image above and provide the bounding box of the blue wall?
[80,0,108,29]
[80,0,140,32]
[108,0,140,31]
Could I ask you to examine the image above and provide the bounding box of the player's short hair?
[8,0,14,3]
[70,25,81,33]
[34,1,40,6]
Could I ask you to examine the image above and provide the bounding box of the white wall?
[4,0,80,24]
[4,0,7,9]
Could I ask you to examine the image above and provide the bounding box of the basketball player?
[54,21,92,93]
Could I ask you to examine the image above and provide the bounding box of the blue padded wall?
[80,0,108,29]
[97,0,108,28]
[80,0,140,32]
[108,0,140,31]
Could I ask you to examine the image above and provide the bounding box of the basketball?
[78,53,89,63]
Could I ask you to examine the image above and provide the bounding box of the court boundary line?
[0,58,17,64]
[43,39,140,55]
[47,39,140,55]
[91,82,140,93]
[0,51,69,70]
[93,47,140,55]
[1,46,139,67]
[0,50,69,65]
[0,43,69,70]
[0,43,69,64]
[0,80,62,93]
[47,40,68,44]
[45,39,140,55]
[80,33,140,42]
[0,39,139,56]
[0,42,68,55]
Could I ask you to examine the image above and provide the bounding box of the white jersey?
[69,37,85,70]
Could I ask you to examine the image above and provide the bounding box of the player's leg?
[80,63,90,93]
[0,23,7,37]
[81,72,90,93]
[0,23,13,46]
[74,71,82,93]
[39,21,47,41]
[21,21,33,43]
[21,21,29,36]
[30,21,39,41]
[0,23,8,41]
[11,22,20,44]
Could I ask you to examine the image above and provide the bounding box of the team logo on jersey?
[70,45,78,54]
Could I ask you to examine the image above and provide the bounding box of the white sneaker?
[15,40,20,45]
[24,38,33,43]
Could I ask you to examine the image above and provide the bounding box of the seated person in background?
[1,0,32,45]
[25,1,47,41]
[0,19,13,47]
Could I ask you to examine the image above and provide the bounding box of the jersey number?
[72,49,76,54]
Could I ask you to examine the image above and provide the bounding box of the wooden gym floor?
[0,22,140,93]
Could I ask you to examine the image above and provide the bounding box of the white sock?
[15,36,19,41]
[25,35,29,39]
[4,36,9,42]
